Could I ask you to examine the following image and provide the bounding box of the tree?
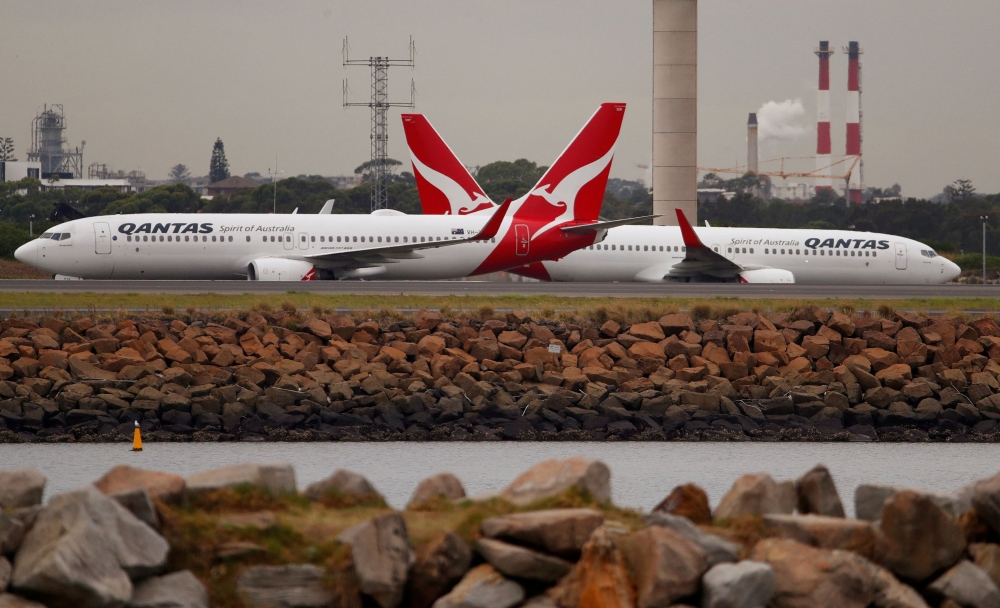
[168,164,191,183]
[208,138,230,183]
[0,138,16,162]
[944,179,976,202]
[353,158,402,183]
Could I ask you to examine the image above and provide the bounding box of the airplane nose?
[14,241,32,265]
[946,259,962,282]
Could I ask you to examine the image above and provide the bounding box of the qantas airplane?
[401,114,962,285]
[15,103,648,281]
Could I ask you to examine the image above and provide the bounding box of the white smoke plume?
[757,99,810,142]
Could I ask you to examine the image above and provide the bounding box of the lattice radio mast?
[343,37,415,211]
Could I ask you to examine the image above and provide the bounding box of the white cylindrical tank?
[653,0,697,226]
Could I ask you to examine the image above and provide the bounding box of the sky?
[2,0,998,199]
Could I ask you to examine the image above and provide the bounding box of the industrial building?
[26,105,84,179]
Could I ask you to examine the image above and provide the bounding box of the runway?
[0,280,996,299]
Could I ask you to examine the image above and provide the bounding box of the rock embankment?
[2,458,1000,607]
[0,306,999,442]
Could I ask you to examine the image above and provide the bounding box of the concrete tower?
[747,113,758,174]
[814,41,834,193]
[653,0,697,225]
[845,41,863,204]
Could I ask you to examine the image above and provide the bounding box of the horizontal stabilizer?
[560,214,660,234]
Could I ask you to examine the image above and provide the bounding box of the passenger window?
[749,248,754,254]
[245,236,250,242]
[394,237,399,243]
[228,236,233,242]
[873,252,877,257]
[795,249,799,255]
[311,236,315,242]
[780,249,785,254]
[764,248,768,254]
[127,235,132,242]
[836,250,840,256]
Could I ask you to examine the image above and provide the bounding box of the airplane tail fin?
[401,114,495,215]
[519,102,626,224]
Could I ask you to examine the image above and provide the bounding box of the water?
[2,442,998,515]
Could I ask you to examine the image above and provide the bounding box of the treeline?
[700,193,1000,256]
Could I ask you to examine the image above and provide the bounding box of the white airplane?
[15,103,646,281]
[401,115,962,285]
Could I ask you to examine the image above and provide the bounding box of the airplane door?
[515,225,529,256]
[711,243,722,255]
[894,243,907,270]
[298,233,309,250]
[283,234,294,250]
[94,222,111,254]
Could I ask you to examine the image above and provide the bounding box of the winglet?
[473,198,512,241]
[676,209,706,249]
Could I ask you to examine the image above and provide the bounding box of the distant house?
[205,176,259,197]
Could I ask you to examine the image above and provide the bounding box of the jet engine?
[247,258,316,281]
[739,268,795,284]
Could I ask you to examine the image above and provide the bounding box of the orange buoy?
[132,420,143,452]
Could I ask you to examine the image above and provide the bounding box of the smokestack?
[653,0,697,226]
[747,113,758,174]
[815,41,833,194]
[845,41,862,204]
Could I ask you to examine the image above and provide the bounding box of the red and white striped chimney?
[814,41,833,194]
[845,41,862,204]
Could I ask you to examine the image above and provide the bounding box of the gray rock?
[236,564,333,608]
[0,557,9,592]
[112,488,159,529]
[475,538,571,582]
[795,464,845,518]
[498,457,610,507]
[714,473,795,519]
[972,472,1000,535]
[645,512,739,567]
[480,509,604,558]
[701,560,775,608]
[337,513,414,608]
[185,463,296,496]
[431,564,524,608]
[11,486,169,608]
[408,473,466,508]
[856,484,966,521]
[0,515,24,557]
[0,594,46,608]
[0,470,45,510]
[128,570,208,608]
[928,560,1000,608]
[303,469,379,502]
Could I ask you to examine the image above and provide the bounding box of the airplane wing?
[666,209,745,279]
[296,198,511,269]
[559,214,661,234]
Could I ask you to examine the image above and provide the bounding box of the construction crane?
[699,155,861,197]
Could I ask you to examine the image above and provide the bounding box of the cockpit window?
[39,232,53,239]
[58,233,70,240]
[920,250,938,258]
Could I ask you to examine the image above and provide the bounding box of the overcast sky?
[2,1,998,198]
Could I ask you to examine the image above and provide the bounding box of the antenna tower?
[343,37,415,211]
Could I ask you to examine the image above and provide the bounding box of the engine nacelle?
[247,258,316,281]
[739,268,795,284]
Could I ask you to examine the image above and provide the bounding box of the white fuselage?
[533,226,961,284]
[14,213,513,280]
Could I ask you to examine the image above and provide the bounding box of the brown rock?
[305,319,332,340]
[499,457,610,506]
[753,330,786,354]
[407,473,465,509]
[764,514,877,558]
[652,484,712,525]
[752,538,924,608]
[628,322,665,342]
[414,310,443,331]
[481,509,604,558]
[827,312,857,337]
[337,513,415,608]
[547,527,635,608]
[620,526,707,608]
[874,490,966,582]
[795,464,845,518]
[432,564,524,608]
[714,473,796,520]
[407,532,472,608]
[304,469,381,504]
[969,543,1000,588]
[93,465,185,503]
[627,341,665,361]
[659,313,694,336]
[971,471,1000,536]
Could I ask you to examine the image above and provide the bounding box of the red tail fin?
[401,114,495,215]
[516,102,625,229]
[676,209,706,249]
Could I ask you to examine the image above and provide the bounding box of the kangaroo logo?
[526,142,617,240]
[409,152,494,215]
